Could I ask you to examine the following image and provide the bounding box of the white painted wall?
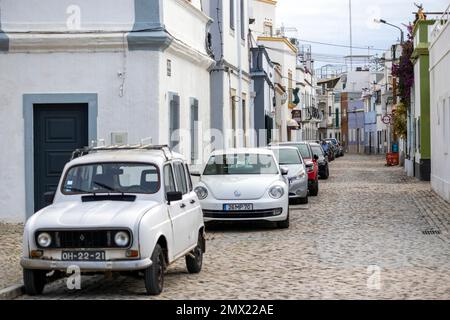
[0,49,160,222]
[0,0,136,32]
[250,0,277,36]
[430,18,450,202]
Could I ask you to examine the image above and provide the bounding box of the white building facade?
[429,7,450,202]
[207,0,253,149]
[0,0,214,222]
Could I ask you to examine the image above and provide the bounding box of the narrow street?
[17,155,450,300]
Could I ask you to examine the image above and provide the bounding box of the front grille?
[35,230,131,249]
[203,208,283,219]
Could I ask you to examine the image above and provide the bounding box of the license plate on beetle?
[61,251,106,261]
[223,204,253,211]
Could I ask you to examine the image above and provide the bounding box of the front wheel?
[186,232,205,274]
[310,179,319,196]
[144,244,165,295]
[23,269,47,295]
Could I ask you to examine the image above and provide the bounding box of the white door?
[163,164,184,257]
[172,161,196,255]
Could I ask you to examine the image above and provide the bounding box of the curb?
[0,284,24,300]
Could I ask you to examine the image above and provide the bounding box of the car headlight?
[37,232,52,248]
[114,231,130,247]
[269,186,284,199]
[194,186,208,200]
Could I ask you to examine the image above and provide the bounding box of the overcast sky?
[276,0,448,68]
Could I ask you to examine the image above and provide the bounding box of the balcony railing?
[431,3,450,41]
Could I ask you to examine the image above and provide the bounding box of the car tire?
[23,269,47,296]
[310,179,319,196]
[299,196,309,204]
[277,209,290,229]
[144,244,165,295]
[186,232,204,274]
[323,167,330,180]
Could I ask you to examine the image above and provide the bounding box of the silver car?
[268,146,309,204]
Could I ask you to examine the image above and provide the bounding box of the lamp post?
[374,18,404,44]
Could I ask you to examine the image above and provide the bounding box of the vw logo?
[79,234,85,241]
[234,190,242,197]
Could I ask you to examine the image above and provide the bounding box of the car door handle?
[180,203,186,209]
[190,200,196,204]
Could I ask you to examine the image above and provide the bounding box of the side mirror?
[43,191,56,206]
[167,191,183,204]
[314,154,319,161]
[190,170,201,177]
[280,166,289,175]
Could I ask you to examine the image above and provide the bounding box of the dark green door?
[33,104,88,212]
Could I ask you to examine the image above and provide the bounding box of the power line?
[297,38,386,52]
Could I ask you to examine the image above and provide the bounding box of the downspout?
[236,0,244,147]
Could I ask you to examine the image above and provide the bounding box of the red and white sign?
[382,115,391,125]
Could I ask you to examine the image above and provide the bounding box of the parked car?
[325,138,344,157]
[268,146,308,204]
[192,148,290,228]
[273,142,319,196]
[322,141,336,162]
[309,143,329,180]
[21,145,205,296]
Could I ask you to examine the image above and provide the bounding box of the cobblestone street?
[9,154,450,299]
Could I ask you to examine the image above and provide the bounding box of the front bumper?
[288,177,308,198]
[20,257,152,272]
[200,197,289,222]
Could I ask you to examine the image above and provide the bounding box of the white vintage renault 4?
[21,145,205,296]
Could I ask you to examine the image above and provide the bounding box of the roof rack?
[71,144,174,161]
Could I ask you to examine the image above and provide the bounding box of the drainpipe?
[236,0,244,147]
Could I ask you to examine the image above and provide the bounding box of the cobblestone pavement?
[0,223,23,290]
[13,155,450,299]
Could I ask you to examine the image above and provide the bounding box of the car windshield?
[203,154,279,175]
[311,145,324,157]
[282,144,312,159]
[272,149,302,165]
[62,163,159,195]
[326,139,338,145]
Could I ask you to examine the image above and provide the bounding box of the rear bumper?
[20,257,152,272]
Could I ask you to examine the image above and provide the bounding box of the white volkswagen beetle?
[21,145,205,296]
[192,148,290,228]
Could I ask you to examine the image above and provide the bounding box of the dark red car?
[277,142,319,196]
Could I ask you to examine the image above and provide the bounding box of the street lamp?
[374,18,405,44]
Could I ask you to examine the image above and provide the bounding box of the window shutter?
[169,94,180,151]
[190,98,199,162]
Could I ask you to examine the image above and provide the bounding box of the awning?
[287,118,300,128]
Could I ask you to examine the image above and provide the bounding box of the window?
[240,0,245,40]
[203,154,279,175]
[242,98,247,147]
[167,59,172,77]
[185,164,193,192]
[62,163,160,195]
[230,0,235,31]
[263,22,273,36]
[169,94,180,151]
[273,149,302,165]
[163,164,176,194]
[231,96,237,147]
[174,162,188,195]
[190,98,199,162]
